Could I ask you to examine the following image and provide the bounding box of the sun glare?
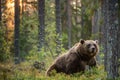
[7,1,14,8]
[6,0,23,28]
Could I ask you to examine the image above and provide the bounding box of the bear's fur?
[46,39,99,76]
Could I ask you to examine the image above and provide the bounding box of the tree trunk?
[55,0,62,55]
[22,0,25,14]
[0,0,1,22]
[67,0,72,49]
[92,7,101,63]
[81,1,84,39]
[38,0,45,51]
[14,0,20,64]
[101,0,108,73]
[107,0,119,79]
[81,0,92,40]
[117,0,120,65]
[102,0,119,79]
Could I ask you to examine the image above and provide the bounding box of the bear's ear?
[80,39,85,44]
[95,40,99,44]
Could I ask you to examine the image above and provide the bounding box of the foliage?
[18,0,67,63]
[61,0,82,47]
[0,60,108,80]
[1,0,120,79]
[0,22,10,62]
[19,12,39,60]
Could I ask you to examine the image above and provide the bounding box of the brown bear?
[46,39,99,76]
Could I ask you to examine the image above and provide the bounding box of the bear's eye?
[93,44,96,47]
[87,44,91,48]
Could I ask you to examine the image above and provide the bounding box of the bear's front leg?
[88,57,97,68]
[66,60,86,74]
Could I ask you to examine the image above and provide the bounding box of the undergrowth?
[0,59,107,80]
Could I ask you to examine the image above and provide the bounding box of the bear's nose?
[92,47,95,49]
[92,47,95,52]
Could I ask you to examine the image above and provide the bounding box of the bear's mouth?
[90,53,95,56]
[88,49,97,57]
[91,50,95,53]
[91,48,95,53]
[88,48,96,53]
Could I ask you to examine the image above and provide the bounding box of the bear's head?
[79,39,99,57]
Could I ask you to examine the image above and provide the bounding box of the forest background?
[0,0,120,80]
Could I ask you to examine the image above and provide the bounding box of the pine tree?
[67,0,72,49]
[14,0,20,64]
[102,0,119,79]
[38,0,45,51]
[0,0,1,22]
[55,0,62,55]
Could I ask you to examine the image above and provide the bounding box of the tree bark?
[81,1,84,39]
[102,0,119,79]
[92,7,101,63]
[0,0,1,22]
[38,0,45,51]
[55,0,62,55]
[101,0,108,73]
[67,0,72,49]
[107,0,119,78]
[22,0,26,14]
[14,0,20,64]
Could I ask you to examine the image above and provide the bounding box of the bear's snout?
[88,46,96,53]
[92,47,95,52]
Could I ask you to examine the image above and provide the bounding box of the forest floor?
[0,59,107,80]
